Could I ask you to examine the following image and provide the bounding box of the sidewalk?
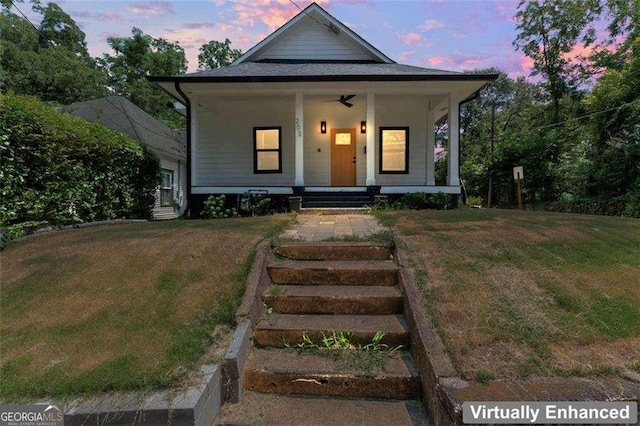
[280,213,384,241]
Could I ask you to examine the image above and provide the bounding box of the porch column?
[294,92,304,187]
[447,94,460,187]
[366,92,376,186]
[426,110,435,186]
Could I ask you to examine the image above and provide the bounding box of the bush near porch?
[378,209,640,382]
[0,216,291,401]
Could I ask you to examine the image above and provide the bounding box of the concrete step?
[263,285,403,315]
[273,242,393,261]
[215,390,430,426]
[254,314,410,348]
[244,349,422,400]
[302,200,371,208]
[268,260,397,286]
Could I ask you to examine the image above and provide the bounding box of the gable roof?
[62,96,186,160]
[234,3,393,65]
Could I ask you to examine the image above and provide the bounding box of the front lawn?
[0,216,291,401]
[378,209,640,382]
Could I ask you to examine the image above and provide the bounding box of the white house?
[63,96,187,219]
[149,2,497,213]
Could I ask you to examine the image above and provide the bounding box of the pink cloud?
[397,32,423,47]
[126,1,175,16]
[428,56,445,66]
[237,36,252,44]
[418,19,444,31]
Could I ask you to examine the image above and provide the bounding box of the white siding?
[153,156,184,220]
[254,16,374,62]
[375,96,430,186]
[302,96,367,186]
[195,96,295,187]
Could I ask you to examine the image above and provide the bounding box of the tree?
[101,27,187,127]
[0,7,106,105]
[34,2,89,59]
[197,38,242,70]
[584,36,640,212]
[589,0,640,72]
[513,0,601,120]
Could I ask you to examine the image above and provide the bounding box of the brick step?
[263,285,403,315]
[254,314,410,348]
[273,241,393,261]
[215,390,429,426]
[244,348,422,400]
[268,260,397,286]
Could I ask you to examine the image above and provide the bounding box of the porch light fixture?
[360,121,367,134]
[320,121,327,134]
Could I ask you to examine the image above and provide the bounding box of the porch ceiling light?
[321,121,327,134]
[360,121,366,134]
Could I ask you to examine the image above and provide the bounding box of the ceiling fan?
[325,95,356,108]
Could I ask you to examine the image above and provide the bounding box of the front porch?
[188,84,470,201]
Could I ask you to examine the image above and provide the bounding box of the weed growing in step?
[268,284,286,295]
[284,331,402,375]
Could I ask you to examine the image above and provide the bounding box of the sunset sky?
[13,0,537,76]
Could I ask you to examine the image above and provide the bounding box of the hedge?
[0,93,160,227]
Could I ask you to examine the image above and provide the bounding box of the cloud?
[418,19,444,32]
[398,51,414,61]
[426,53,492,71]
[397,32,423,47]
[183,23,216,30]
[229,0,336,31]
[126,1,175,16]
[428,56,445,66]
[98,12,121,21]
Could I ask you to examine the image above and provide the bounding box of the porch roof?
[148,61,498,84]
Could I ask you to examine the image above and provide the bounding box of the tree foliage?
[0,94,160,225]
[198,38,242,70]
[0,7,106,104]
[513,0,601,120]
[100,28,187,128]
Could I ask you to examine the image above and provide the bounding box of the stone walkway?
[281,213,384,241]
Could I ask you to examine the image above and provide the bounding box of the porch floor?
[281,213,384,241]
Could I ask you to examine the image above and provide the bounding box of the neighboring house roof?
[62,96,186,160]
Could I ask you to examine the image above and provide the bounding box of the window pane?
[335,133,351,145]
[256,129,279,149]
[162,170,173,188]
[382,130,407,171]
[257,151,279,171]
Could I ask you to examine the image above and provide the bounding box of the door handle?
[352,157,356,164]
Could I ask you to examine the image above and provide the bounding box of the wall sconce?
[360,121,367,134]
[320,121,327,134]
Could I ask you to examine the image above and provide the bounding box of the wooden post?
[517,173,523,210]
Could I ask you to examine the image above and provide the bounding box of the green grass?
[387,209,640,380]
[0,215,292,402]
[285,331,402,375]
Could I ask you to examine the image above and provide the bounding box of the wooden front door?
[331,128,356,186]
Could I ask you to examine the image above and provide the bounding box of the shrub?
[201,195,238,219]
[0,94,160,226]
